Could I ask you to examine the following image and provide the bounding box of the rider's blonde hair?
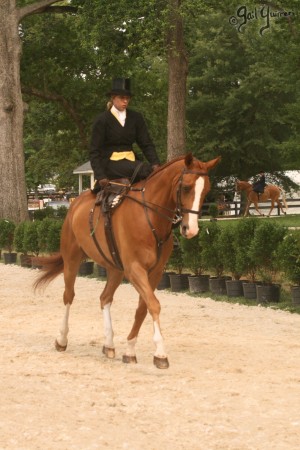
[106,99,113,110]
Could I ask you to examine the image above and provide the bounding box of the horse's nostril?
[181,225,188,235]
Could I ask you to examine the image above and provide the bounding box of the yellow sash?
[110,151,135,161]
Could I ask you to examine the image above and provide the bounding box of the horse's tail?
[33,253,64,291]
[280,188,288,209]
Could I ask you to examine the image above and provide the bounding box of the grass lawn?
[200,214,300,228]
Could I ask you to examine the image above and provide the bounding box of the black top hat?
[106,78,133,96]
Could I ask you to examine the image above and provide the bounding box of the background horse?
[34,153,220,369]
[236,180,288,216]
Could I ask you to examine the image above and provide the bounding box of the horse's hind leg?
[55,304,71,351]
[100,268,124,359]
[277,199,286,215]
[55,240,84,351]
[253,200,264,216]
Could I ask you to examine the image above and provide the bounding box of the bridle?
[175,169,208,220]
[112,167,208,226]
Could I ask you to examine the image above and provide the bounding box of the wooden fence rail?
[202,198,300,217]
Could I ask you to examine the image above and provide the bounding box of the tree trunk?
[0,1,28,222]
[167,0,188,161]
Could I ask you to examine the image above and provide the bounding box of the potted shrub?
[219,223,244,297]
[234,218,261,299]
[181,234,209,293]
[37,218,56,254]
[167,231,188,292]
[0,219,17,264]
[249,221,286,303]
[278,231,300,305]
[34,205,57,221]
[14,221,32,267]
[45,219,64,253]
[199,221,230,295]
[23,221,42,268]
[208,203,218,221]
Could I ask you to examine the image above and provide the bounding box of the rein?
[124,168,209,223]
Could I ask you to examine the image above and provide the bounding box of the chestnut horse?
[236,180,288,217]
[34,153,220,369]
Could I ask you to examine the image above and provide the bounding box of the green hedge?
[3,215,300,292]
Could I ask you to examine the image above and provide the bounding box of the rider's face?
[112,95,131,112]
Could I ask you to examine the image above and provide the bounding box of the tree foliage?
[1,0,300,222]
[187,1,300,179]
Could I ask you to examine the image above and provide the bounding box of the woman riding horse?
[34,154,220,369]
[236,179,287,216]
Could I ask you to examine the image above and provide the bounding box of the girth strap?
[89,208,119,270]
[89,164,146,271]
[103,210,124,271]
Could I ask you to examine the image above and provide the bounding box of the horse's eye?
[182,185,191,193]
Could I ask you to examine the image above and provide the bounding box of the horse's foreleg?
[128,269,169,368]
[123,296,148,364]
[152,318,169,369]
[127,294,169,369]
[244,201,251,217]
[268,200,275,216]
[100,270,123,359]
[102,303,115,359]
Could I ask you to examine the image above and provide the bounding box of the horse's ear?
[184,152,194,168]
[205,156,221,171]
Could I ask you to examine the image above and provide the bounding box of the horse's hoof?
[55,339,67,352]
[122,354,137,364]
[153,356,169,369]
[102,345,115,359]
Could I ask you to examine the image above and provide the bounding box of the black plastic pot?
[20,254,32,268]
[3,252,17,264]
[169,273,189,292]
[157,272,173,290]
[242,281,262,300]
[256,284,281,303]
[78,261,94,276]
[291,286,300,305]
[226,280,244,297]
[188,275,210,293]
[209,276,232,295]
[97,265,107,278]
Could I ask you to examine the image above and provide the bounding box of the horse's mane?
[238,180,252,186]
[146,154,188,182]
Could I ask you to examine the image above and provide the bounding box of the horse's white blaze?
[57,303,70,347]
[153,321,167,358]
[186,177,204,238]
[103,303,114,348]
